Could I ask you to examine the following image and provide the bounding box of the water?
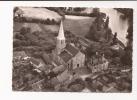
[83,8,129,45]
[100,8,129,45]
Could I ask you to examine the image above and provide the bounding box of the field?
[64,15,95,37]
[14,15,95,38]
[19,7,62,21]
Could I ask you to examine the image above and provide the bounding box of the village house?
[87,52,109,73]
[13,51,28,60]
[52,20,85,72]
[77,37,91,51]
[29,57,47,73]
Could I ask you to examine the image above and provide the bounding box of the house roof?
[78,37,91,47]
[65,44,79,56]
[59,50,72,63]
[30,58,40,66]
[42,53,51,64]
[57,70,69,82]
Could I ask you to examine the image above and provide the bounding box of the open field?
[14,15,96,38]
[64,15,96,37]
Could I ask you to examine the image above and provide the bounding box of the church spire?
[57,20,65,40]
[56,20,66,54]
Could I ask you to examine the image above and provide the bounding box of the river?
[100,8,129,46]
[83,8,129,45]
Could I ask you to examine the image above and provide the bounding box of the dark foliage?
[14,16,59,25]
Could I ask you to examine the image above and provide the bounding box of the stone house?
[87,52,109,73]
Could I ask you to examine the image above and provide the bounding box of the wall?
[72,51,85,69]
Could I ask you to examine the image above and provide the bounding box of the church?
[52,20,85,71]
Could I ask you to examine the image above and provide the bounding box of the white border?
[0,1,137,100]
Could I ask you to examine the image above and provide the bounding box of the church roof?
[59,50,72,63]
[59,44,80,63]
[65,44,79,56]
[57,20,65,40]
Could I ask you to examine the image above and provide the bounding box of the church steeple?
[57,20,65,40]
[56,20,66,54]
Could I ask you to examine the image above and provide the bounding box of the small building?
[30,58,43,68]
[87,52,109,73]
[30,58,46,73]
[78,37,91,50]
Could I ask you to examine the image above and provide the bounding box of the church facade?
[52,20,85,71]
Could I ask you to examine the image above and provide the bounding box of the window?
[77,64,79,68]
[61,40,64,44]
[68,63,69,70]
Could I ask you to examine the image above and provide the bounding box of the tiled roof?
[65,44,79,56]
[59,50,72,63]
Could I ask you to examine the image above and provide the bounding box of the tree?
[13,40,22,47]
[106,28,113,42]
[46,18,50,24]
[51,19,55,24]
[85,45,98,57]
[15,33,24,40]
[105,16,109,29]
[111,32,118,45]
[93,8,100,17]
[13,7,19,17]
[104,49,113,58]
[121,50,132,66]
[73,7,85,12]
[14,7,24,19]
[20,27,31,35]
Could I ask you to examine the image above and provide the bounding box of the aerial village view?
[13,7,133,92]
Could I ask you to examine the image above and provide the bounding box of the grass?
[64,16,96,37]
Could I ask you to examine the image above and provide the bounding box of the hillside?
[19,7,62,21]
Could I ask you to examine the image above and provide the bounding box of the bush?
[69,84,85,92]
[68,78,85,89]
[15,34,25,40]
[13,40,22,47]
[14,16,58,25]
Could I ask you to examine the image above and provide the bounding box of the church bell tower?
[56,20,66,54]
